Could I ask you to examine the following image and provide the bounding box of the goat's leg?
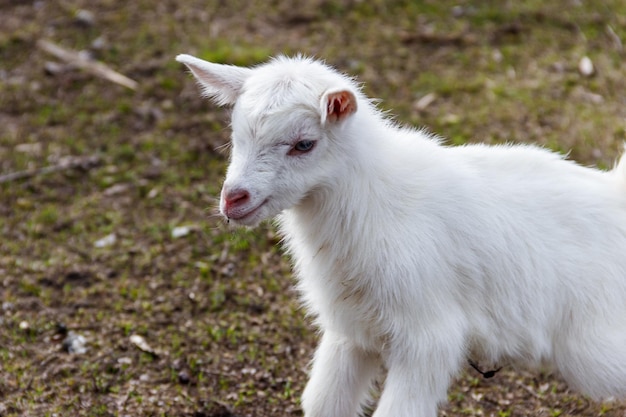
[555,322,626,399]
[373,327,465,417]
[302,331,381,417]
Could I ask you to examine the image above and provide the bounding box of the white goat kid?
[176,54,626,417]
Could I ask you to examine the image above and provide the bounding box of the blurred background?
[1,1,625,416]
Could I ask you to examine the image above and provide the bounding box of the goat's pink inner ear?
[323,90,357,124]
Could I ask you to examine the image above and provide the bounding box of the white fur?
[177,53,626,417]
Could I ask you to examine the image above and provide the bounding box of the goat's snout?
[223,187,250,210]
[221,187,252,219]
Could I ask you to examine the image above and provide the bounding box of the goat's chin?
[226,214,265,227]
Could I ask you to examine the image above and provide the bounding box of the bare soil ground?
[1,1,626,416]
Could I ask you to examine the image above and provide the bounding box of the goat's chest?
[296,253,387,349]
[280,215,399,348]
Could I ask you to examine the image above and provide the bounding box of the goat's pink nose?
[223,188,250,212]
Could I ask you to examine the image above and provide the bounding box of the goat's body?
[177,54,626,417]
[279,107,626,412]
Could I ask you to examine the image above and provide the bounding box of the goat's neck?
[282,110,409,254]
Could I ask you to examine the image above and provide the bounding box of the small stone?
[171,225,192,239]
[117,357,133,365]
[62,331,87,354]
[94,233,116,248]
[75,9,96,27]
[91,36,107,50]
[178,370,190,384]
[104,183,130,196]
[130,334,159,357]
[44,61,67,76]
[578,56,595,77]
[146,188,159,199]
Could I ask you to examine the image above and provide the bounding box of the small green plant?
[36,205,59,226]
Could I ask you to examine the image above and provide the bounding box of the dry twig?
[37,39,138,90]
[0,155,101,184]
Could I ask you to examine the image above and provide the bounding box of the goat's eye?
[295,140,314,151]
[289,140,316,156]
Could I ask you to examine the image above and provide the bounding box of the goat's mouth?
[226,199,269,224]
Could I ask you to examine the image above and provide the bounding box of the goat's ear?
[320,88,358,125]
[176,54,252,106]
